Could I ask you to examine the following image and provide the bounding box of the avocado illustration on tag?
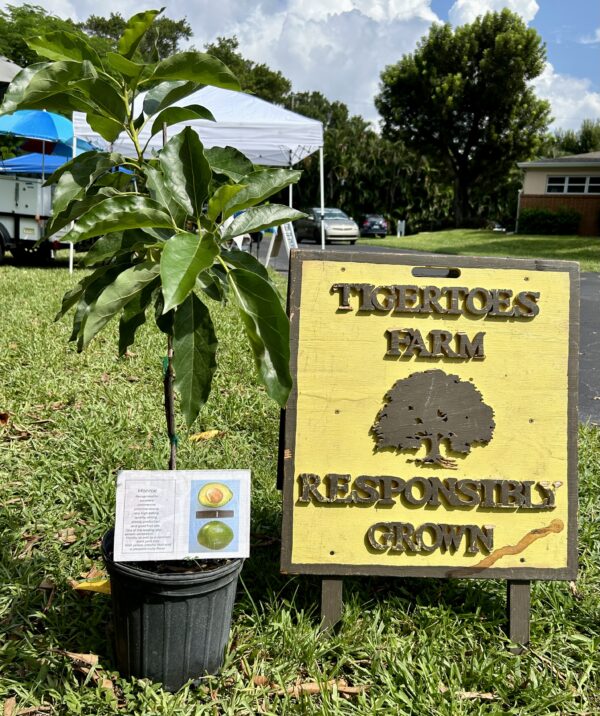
[197,520,234,550]
[198,482,233,508]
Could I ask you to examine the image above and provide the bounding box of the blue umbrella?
[0,109,74,193]
[52,137,98,156]
[0,109,72,142]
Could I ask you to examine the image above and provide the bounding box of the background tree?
[204,37,291,105]
[83,12,192,61]
[376,9,551,227]
[0,4,105,66]
[550,119,600,156]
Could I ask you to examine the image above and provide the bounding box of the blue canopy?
[0,152,67,174]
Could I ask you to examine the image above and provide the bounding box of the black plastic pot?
[102,529,243,691]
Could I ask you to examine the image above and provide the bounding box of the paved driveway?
[259,240,599,425]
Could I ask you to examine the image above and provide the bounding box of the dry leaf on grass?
[126,376,140,383]
[0,412,9,426]
[15,707,51,715]
[55,528,77,545]
[456,690,495,700]
[54,651,114,692]
[39,578,55,591]
[79,566,106,580]
[277,679,368,698]
[189,430,225,442]
[3,697,16,716]
[70,575,111,594]
[17,534,42,559]
[569,581,581,598]
[252,676,271,687]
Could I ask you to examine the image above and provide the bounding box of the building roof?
[518,151,600,169]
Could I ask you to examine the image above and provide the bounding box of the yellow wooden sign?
[281,252,578,579]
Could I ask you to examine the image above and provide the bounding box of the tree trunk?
[453,172,470,228]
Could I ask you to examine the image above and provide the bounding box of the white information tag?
[114,470,251,562]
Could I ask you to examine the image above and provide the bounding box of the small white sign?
[114,470,251,562]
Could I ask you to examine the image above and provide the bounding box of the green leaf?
[106,53,144,82]
[160,232,219,313]
[51,152,121,214]
[86,113,124,143]
[208,184,247,222]
[118,278,158,355]
[74,78,127,124]
[222,205,306,239]
[159,127,211,219]
[150,104,215,138]
[142,80,200,116]
[173,292,218,426]
[62,196,174,244]
[47,188,119,236]
[154,291,174,335]
[117,8,163,59]
[27,31,103,67]
[144,165,187,225]
[205,146,254,182]
[221,248,270,282]
[223,169,302,219]
[82,261,160,349]
[82,230,160,267]
[196,268,227,303]
[65,260,133,344]
[228,268,291,407]
[0,61,85,114]
[145,52,240,91]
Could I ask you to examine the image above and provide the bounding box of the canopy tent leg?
[319,147,325,250]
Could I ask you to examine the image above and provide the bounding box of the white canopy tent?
[72,87,326,248]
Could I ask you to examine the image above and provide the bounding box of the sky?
[3,0,599,131]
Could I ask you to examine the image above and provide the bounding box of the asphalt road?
[258,239,599,425]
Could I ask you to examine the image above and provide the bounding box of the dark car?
[295,207,359,244]
[359,214,388,238]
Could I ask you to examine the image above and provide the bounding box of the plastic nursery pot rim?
[102,528,243,587]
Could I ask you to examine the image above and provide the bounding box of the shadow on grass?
[239,519,506,628]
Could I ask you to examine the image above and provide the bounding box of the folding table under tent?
[72,86,327,248]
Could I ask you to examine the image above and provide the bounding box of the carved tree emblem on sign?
[372,370,495,468]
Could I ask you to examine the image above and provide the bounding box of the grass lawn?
[359,229,600,272]
[1,257,599,714]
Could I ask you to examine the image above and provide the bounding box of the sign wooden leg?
[507,580,530,653]
[320,578,343,632]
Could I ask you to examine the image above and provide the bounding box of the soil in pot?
[102,529,243,692]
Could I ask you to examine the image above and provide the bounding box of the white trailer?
[0,174,67,262]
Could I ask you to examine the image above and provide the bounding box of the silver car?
[295,207,359,245]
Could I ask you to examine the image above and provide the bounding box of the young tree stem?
[164,336,176,470]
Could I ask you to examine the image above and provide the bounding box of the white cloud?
[533,62,600,130]
[579,28,600,45]
[448,0,539,25]
[1,0,596,131]
[176,0,439,122]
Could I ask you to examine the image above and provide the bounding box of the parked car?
[295,207,359,244]
[359,213,388,237]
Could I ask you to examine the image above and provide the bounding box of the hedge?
[518,207,581,235]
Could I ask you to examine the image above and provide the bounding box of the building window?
[546,175,600,194]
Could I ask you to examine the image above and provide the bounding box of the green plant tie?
[170,434,179,446]
[162,356,169,376]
